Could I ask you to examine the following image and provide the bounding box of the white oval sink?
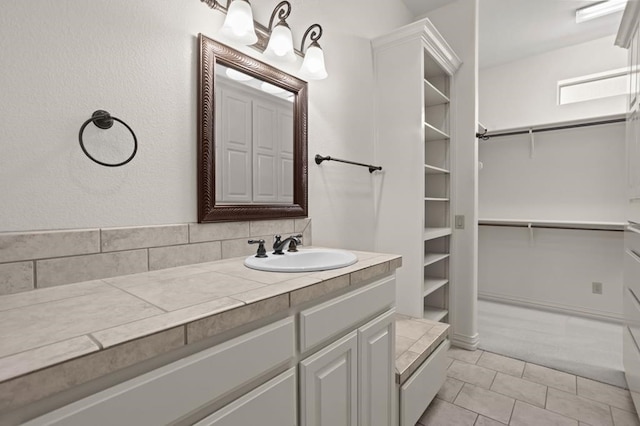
[244,248,357,272]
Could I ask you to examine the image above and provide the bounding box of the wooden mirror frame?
[197,34,308,222]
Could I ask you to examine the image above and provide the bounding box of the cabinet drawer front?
[26,317,295,426]
[400,339,449,426]
[194,368,297,426]
[300,275,395,352]
[623,326,640,413]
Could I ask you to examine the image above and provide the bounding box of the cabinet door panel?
[358,309,395,426]
[194,368,296,426]
[300,331,358,426]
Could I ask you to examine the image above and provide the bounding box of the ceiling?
[401,0,625,69]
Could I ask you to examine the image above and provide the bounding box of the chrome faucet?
[272,234,302,255]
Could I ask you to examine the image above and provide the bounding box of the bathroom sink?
[244,248,358,272]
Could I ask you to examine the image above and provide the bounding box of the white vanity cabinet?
[299,309,396,426]
[25,274,397,426]
[299,275,396,426]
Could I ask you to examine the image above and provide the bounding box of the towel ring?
[78,110,137,167]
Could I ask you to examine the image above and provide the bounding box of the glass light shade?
[219,0,258,45]
[264,24,296,63]
[299,44,328,80]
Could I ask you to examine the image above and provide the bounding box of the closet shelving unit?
[423,51,452,322]
[373,19,461,322]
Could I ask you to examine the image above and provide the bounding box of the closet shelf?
[424,253,449,267]
[424,164,450,174]
[423,306,448,322]
[423,278,448,297]
[424,79,449,106]
[424,228,452,240]
[425,197,449,202]
[476,114,625,141]
[424,122,450,141]
[479,218,626,231]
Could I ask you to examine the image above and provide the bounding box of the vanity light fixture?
[264,1,296,63]
[299,24,328,80]
[575,0,627,23]
[218,0,258,45]
[200,0,329,79]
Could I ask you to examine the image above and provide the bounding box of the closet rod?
[476,117,625,140]
[478,223,624,232]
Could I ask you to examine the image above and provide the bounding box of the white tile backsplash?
[0,219,311,294]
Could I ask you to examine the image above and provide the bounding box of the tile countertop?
[394,314,449,384]
[0,248,400,413]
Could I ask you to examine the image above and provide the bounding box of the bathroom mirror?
[198,34,308,222]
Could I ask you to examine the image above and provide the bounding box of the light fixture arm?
[201,0,231,13]
[300,23,323,52]
[268,1,292,30]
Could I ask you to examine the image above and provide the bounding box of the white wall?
[428,0,480,349]
[479,35,627,130]
[479,123,627,222]
[478,34,627,320]
[0,0,412,252]
[479,226,623,321]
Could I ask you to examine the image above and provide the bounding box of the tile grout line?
[32,260,38,289]
[608,404,614,426]
[507,394,516,425]
[471,413,480,425]
[87,333,104,350]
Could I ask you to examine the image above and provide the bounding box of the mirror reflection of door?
[215,64,294,204]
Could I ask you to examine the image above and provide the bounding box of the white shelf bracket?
[528,222,534,242]
[529,129,535,159]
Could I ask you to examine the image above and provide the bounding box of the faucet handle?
[248,239,267,258]
[287,234,303,252]
[273,234,282,249]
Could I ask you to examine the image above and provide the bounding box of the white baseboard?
[478,292,623,323]
[450,332,479,350]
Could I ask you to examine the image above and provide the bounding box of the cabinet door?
[358,309,395,426]
[194,368,296,426]
[300,331,358,426]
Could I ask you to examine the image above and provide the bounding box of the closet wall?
[479,35,627,321]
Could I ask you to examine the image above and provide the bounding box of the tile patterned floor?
[417,347,639,426]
